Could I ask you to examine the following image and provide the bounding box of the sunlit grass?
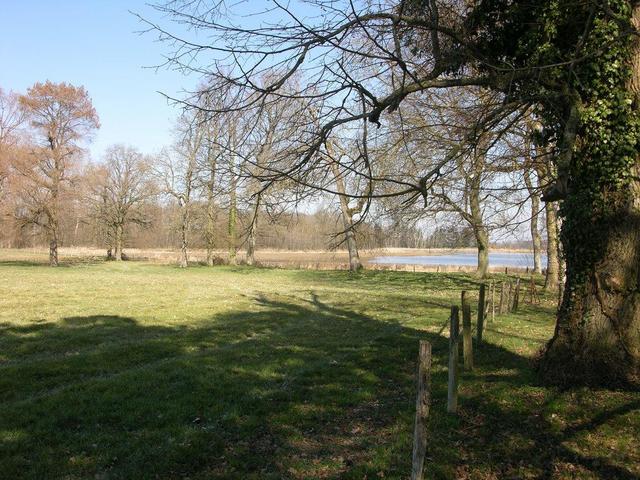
[0,259,638,479]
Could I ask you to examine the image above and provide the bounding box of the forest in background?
[0,83,551,274]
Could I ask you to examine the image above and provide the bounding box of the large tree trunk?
[535,160,560,290]
[342,215,362,272]
[524,170,542,274]
[540,7,640,386]
[114,224,123,261]
[469,180,488,278]
[329,160,362,272]
[540,173,640,385]
[49,235,58,267]
[474,227,489,279]
[467,142,490,278]
[334,174,362,272]
[544,202,560,291]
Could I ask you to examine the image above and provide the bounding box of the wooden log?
[447,306,460,414]
[411,340,432,480]
[477,283,486,345]
[462,303,473,370]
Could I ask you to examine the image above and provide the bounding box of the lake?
[369,251,546,268]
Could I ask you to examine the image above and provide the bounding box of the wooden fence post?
[477,283,486,345]
[411,341,432,480]
[491,281,496,323]
[512,277,521,312]
[529,276,540,304]
[507,282,513,312]
[462,303,473,370]
[499,282,505,315]
[447,306,460,414]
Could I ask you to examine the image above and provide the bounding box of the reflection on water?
[370,252,547,268]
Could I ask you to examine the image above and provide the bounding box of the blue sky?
[0,1,198,161]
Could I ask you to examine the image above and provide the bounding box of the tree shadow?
[0,296,638,479]
[0,257,106,268]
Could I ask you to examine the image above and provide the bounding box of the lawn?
[0,258,638,479]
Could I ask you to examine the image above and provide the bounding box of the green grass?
[0,259,638,479]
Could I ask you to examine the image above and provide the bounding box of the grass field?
[0,257,638,479]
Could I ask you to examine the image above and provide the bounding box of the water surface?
[370,251,546,268]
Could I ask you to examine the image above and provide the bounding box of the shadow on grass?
[0,295,637,479]
[0,257,107,268]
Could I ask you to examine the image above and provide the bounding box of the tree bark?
[524,169,542,274]
[205,151,217,266]
[540,181,640,385]
[48,208,59,266]
[228,168,237,266]
[48,168,60,267]
[474,227,489,278]
[114,223,123,261]
[540,6,640,386]
[469,145,489,278]
[49,235,58,267]
[179,201,189,268]
[246,194,260,266]
[535,161,560,291]
[328,146,362,272]
[544,202,560,291]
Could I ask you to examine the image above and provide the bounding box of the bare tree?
[534,147,561,291]
[156,111,204,267]
[324,139,366,271]
[142,1,640,384]
[0,89,24,201]
[89,145,155,260]
[200,113,222,266]
[15,81,99,266]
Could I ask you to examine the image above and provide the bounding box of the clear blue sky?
[0,1,197,161]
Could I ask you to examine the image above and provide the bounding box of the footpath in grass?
[0,260,638,479]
